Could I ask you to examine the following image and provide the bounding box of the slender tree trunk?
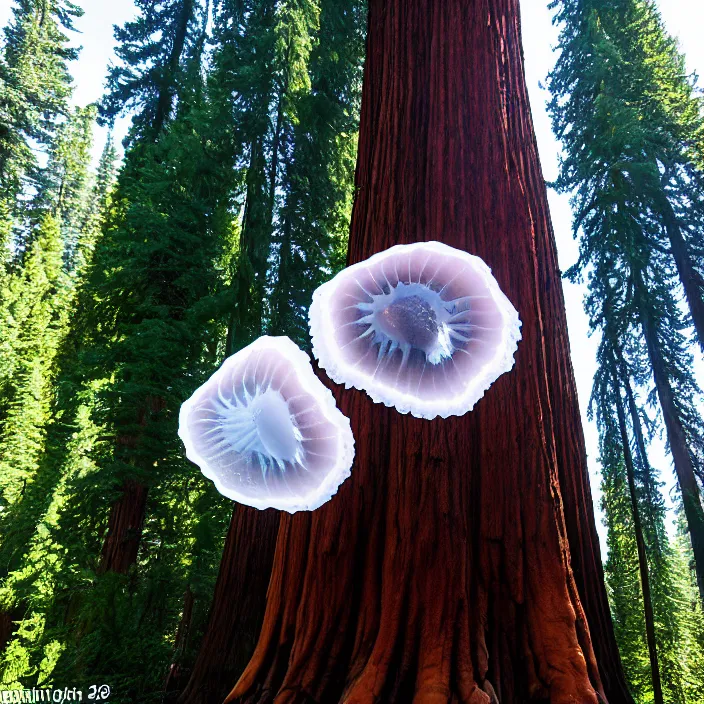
[226,138,268,356]
[659,195,704,350]
[178,506,280,704]
[267,38,292,227]
[635,271,704,602]
[98,396,165,574]
[153,0,196,138]
[620,365,665,559]
[611,361,664,704]
[98,478,149,574]
[226,2,628,702]
[164,586,196,700]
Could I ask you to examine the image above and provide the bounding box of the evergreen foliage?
[549,0,704,700]
[0,0,365,698]
[99,0,209,142]
[0,0,83,204]
[6,0,700,700]
[548,0,704,349]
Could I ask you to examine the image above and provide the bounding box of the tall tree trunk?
[178,506,280,704]
[621,369,662,553]
[98,395,166,574]
[153,0,196,138]
[226,138,268,356]
[164,586,196,700]
[98,478,149,574]
[611,361,664,704]
[659,193,704,350]
[225,1,629,702]
[635,271,704,602]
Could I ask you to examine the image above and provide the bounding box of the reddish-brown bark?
[0,609,17,653]
[98,478,149,575]
[225,1,630,702]
[178,506,280,704]
[660,194,704,351]
[98,396,167,575]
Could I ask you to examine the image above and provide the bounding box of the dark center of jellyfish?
[378,294,439,353]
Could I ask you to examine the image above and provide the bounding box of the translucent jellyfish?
[309,241,521,419]
[178,336,355,513]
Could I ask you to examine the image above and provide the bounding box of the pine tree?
[548,0,704,602]
[81,0,210,579]
[0,0,83,205]
[269,0,364,344]
[593,326,699,703]
[600,425,652,702]
[30,105,97,261]
[548,0,704,350]
[99,0,209,142]
[672,514,704,702]
[0,213,70,545]
[73,132,118,270]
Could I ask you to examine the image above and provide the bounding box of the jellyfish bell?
[178,336,355,513]
[309,241,521,419]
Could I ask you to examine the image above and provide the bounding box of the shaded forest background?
[0,1,703,703]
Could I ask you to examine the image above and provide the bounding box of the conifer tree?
[100,0,209,142]
[0,213,71,546]
[86,0,209,577]
[0,0,82,205]
[269,0,364,344]
[548,0,704,601]
[31,105,97,260]
[74,132,118,269]
[593,328,698,703]
[548,0,704,350]
[0,108,96,656]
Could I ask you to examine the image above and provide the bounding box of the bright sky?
[1,0,702,552]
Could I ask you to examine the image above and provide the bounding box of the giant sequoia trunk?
[178,507,280,704]
[226,1,630,701]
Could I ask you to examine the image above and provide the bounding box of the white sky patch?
[1,0,702,552]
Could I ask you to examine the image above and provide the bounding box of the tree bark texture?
[98,478,149,575]
[178,506,280,704]
[98,394,168,574]
[227,1,630,702]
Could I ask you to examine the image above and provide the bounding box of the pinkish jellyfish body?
[179,336,354,512]
[309,241,521,419]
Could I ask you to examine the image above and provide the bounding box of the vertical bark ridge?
[99,479,149,575]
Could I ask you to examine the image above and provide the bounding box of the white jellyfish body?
[309,241,521,420]
[179,336,355,512]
